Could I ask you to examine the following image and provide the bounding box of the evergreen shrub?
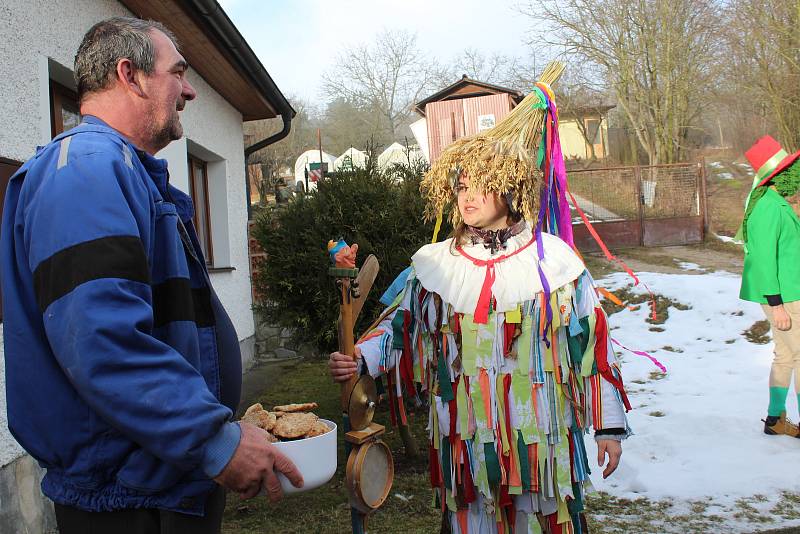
[251,163,448,351]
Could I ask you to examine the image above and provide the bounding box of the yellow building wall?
[557,118,609,160]
[558,119,588,159]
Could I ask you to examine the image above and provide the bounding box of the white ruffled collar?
[411,225,585,314]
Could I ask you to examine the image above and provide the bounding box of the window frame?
[49,80,80,138]
[187,154,214,266]
[584,118,602,144]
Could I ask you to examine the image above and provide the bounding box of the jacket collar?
[79,116,194,222]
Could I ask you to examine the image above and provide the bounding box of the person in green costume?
[739,135,800,438]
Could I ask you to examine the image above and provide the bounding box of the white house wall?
[158,75,254,352]
[0,0,256,471]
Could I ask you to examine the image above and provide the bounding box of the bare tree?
[447,48,522,87]
[245,98,318,204]
[321,29,442,141]
[320,98,391,155]
[522,0,720,165]
[555,67,614,162]
[725,0,800,151]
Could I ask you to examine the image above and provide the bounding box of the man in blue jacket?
[1,17,302,533]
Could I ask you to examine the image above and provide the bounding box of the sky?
[219,0,538,104]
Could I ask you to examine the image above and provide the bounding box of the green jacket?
[740,188,800,304]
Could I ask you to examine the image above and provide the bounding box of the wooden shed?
[414,76,524,162]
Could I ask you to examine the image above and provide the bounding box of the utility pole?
[318,128,324,178]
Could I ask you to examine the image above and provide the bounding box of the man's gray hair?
[74,17,179,102]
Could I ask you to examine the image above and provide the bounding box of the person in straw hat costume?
[740,135,800,439]
[329,63,631,533]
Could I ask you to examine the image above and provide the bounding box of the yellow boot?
[763,412,800,438]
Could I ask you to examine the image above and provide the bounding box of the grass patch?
[586,491,800,533]
[583,253,621,279]
[601,285,690,325]
[720,178,744,189]
[690,499,710,514]
[614,247,685,270]
[744,320,771,345]
[703,236,744,256]
[734,497,774,524]
[772,491,800,520]
[222,359,440,534]
[648,411,666,417]
[661,345,683,353]
[585,492,725,533]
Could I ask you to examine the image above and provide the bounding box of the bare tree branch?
[321,29,442,141]
[521,0,720,164]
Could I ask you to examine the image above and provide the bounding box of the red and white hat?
[745,135,800,188]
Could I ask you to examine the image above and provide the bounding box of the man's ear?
[116,58,145,97]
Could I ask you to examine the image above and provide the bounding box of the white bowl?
[271,419,337,494]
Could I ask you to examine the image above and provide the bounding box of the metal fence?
[568,162,706,250]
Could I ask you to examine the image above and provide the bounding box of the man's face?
[139,30,196,151]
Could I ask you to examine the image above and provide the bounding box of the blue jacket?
[1,117,242,515]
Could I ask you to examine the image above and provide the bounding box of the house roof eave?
[119,0,294,121]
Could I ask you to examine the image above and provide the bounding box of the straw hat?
[420,61,565,226]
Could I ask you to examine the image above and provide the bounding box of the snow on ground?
[709,161,724,169]
[738,163,755,175]
[717,172,734,180]
[717,234,743,245]
[586,271,800,531]
[675,260,706,272]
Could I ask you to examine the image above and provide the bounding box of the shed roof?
[414,75,524,116]
[559,104,616,119]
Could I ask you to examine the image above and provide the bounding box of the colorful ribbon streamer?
[611,337,668,373]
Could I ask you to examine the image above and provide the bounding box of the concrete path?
[568,192,622,221]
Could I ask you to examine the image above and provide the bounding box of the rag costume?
[739,135,800,436]
[356,63,632,533]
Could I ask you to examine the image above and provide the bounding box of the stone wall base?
[239,334,256,372]
[253,310,320,360]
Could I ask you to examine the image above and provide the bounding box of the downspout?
[187,0,296,219]
[244,111,292,219]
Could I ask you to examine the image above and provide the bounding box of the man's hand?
[214,422,303,501]
[328,348,360,383]
[773,305,792,331]
[597,439,622,479]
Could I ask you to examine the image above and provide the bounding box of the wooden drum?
[345,439,394,513]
